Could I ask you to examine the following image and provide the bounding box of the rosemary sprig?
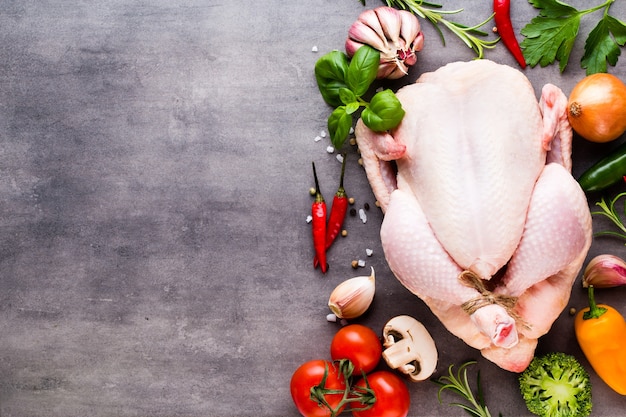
[434,361,500,417]
[591,191,626,243]
[359,0,499,59]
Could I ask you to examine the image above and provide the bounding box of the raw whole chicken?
[356,60,592,372]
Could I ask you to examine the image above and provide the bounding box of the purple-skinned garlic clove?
[582,254,626,288]
[354,8,390,50]
[374,6,402,47]
[346,20,389,55]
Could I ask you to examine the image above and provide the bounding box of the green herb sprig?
[314,45,404,149]
[521,0,626,74]
[434,361,501,417]
[591,191,626,243]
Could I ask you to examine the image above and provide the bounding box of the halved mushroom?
[382,315,438,382]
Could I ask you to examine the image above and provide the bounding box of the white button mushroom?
[382,315,438,382]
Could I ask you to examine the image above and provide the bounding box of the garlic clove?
[404,51,418,66]
[583,254,626,288]
[399,10,421,51]
[355,8,390,51]
[344,38,362,59]
[414,30,425,51]
[385,66,406,80]
[387,61,411,80]
[377,62,399,79]
[347,20,388,55]
[328,267,375,319]
[375,7,402,48]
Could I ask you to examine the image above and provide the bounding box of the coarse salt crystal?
[366,248,373,257]
[326,313,337,322]
[314,135,322,142]
[326,145,335,154]
[306,215,313,223]
[336,154,344,163]
[357,259,366,267]
[320,130,327,138]
[312,45,318,52]
[359,208,367,223]
[349,126,354,134]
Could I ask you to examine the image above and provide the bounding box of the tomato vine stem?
[309,360,376,417]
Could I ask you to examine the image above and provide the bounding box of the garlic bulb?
[328,267,376,319]
[582,254,626,288]
[345,6,424,79]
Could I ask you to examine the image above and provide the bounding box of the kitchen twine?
[459,270,531,330]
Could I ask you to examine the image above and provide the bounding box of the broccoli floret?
[519,352,592,417]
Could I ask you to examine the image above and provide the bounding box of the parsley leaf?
[521,0,624,74]
[520,8,580,73]
[582,14,626,74]
[526,0,577,18]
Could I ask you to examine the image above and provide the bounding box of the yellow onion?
[328,267,375,319]
[567,73,626,143]
[582,254,626,288]
[345,7,424,79]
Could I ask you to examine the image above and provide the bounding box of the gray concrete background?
[1,0,626,416]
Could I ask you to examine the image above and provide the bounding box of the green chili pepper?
[578,141,626,193]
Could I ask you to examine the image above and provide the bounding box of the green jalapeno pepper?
[578,141,626,193]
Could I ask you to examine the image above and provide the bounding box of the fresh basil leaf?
[315,50,348,82]
[361,90,405,132]
[346,45,380,97]
[315,51,349,107]
[328,106,353,149]
[345,102,360,115]
[339,88,357,105]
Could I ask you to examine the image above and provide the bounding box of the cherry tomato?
[352,371,410,417]
[330,324,382,375]
[290,359,347,417]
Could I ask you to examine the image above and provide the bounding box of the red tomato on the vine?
[290,359,347,417]
[352,371,410,417]
[330,324,382,375]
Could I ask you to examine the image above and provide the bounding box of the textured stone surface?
[1,1,625,416]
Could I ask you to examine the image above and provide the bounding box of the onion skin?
[567,73,626,143]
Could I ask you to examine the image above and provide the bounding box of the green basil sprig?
[314,45,405,149]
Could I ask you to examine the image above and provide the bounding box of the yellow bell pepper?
[574,285,626,395]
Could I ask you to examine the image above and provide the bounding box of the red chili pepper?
[311,162,328,273]
[314,155,349,269]
[493,0,527,69]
